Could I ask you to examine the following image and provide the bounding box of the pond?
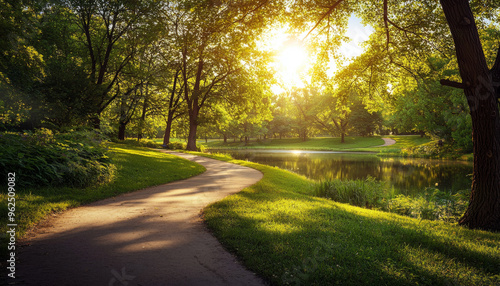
[217,150,473,195]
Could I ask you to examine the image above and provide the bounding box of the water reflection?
[220,150,473,195]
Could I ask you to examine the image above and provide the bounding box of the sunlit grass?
[200,152,500,285]
[0,143,205,246]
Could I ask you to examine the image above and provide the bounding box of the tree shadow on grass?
[205,191,500,286]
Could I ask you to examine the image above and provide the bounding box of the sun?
[276,43,309,89]
[279,45,307,73]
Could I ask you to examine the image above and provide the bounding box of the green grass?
[0,143,205,246]
[203,136,386,151]
[199,152,500,286]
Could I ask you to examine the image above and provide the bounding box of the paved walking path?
[378,138,396,147]
[17,151,265,286]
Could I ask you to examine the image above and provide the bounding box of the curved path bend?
[379,137,396,147]
[17,151,265,286]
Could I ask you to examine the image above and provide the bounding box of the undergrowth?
[0,129,115,188]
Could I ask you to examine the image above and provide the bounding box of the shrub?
[0,129,115,188]
[402,140,463,159]
[165,141,187,150]
[197,144,206,153]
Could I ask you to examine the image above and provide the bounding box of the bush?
[165,141,187,150]
[402,140,464,159]
[197,144,206,153]
[0,129,115,188]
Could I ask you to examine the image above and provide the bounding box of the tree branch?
[440,79,469,89]
[302,0,344,41]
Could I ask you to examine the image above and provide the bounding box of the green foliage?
[0,129,115,188]
[401,140,466,159]
[387,188,470,222]
[165,141,187,150]
[197,144,207,153]
[350,101,383,136]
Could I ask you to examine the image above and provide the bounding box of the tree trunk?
[91,116,101,129]
[138,84,149,140]
[186,115,198,151]
[118,122,126,140]
[223,134,227,143]
[162,113,174,147]
[186,103,199,151]
[441,0,500,231]
[341,132,345,143]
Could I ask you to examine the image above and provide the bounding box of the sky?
[339,16,373,60]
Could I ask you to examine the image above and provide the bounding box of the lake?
[217,150,473,195]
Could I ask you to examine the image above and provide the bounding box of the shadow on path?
[17,152,264,286]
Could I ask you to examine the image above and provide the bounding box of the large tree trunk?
[441,0,500,231]
[91,116,101,129]
[186,119,198,151]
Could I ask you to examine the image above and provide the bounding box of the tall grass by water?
[314,177,470,222]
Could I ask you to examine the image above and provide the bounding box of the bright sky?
[270,16,373,95]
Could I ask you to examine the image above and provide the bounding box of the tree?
[439,0,500,230]
[0,1,45,130]
[314,89,353,143]
[61,0,161,128]
[168,0,279,150]
[350,100,382,137]
[290,86,321,141]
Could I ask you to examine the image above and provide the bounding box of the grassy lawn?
[199,152,500,286]
[156,135,433,153]
[202,136,386,151]
[0,143,205,247]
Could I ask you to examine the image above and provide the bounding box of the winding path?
[379,137,396,147]
[17,151,265,286]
